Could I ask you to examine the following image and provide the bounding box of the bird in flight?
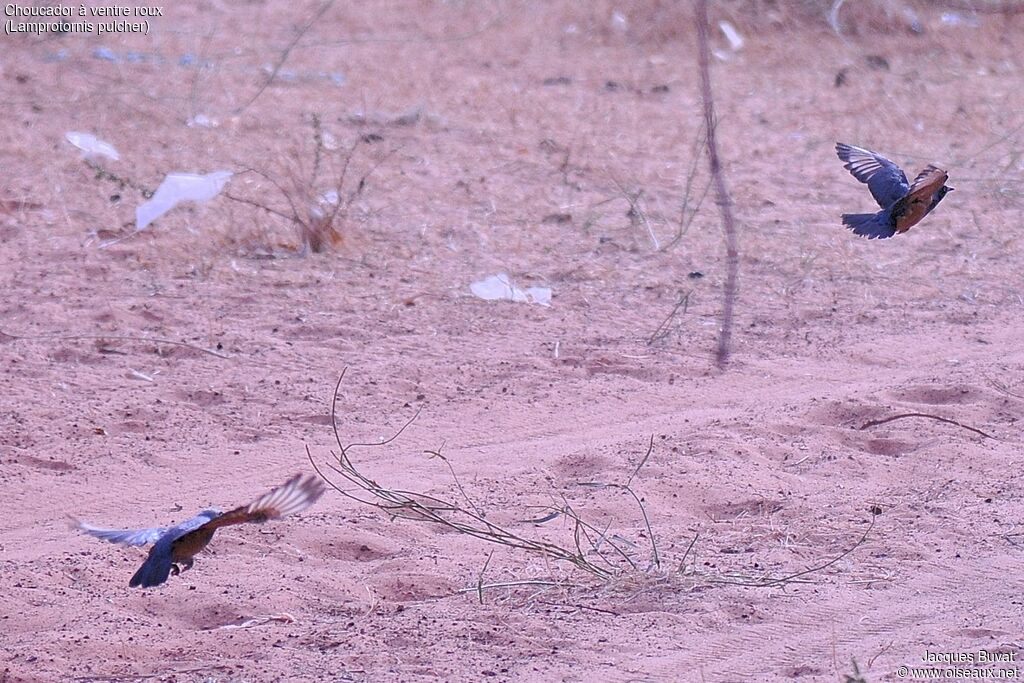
[74,473,326,588]
[835,142,952,239]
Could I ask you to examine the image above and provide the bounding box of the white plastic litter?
[611,10,628,32]
[186,114,218,128]
[65,132,120,161]
[320,131,339,151]
[941,12,979,28]
[718,21,744,51]
[470,273,551,307]
[135,171,232,230]
[309,190,340,222]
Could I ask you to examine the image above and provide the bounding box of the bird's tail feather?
[129,550,173,588]
[841,212,895,239]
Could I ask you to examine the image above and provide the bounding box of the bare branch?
[860,412,993,439]
[708,515,875,588]
[234,1,336,115]
[694,0,740,370]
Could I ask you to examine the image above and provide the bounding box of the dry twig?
[309,372,877,594]
[860,412,993,439]
[647,290,692,346]
[695,0,740,369]
[307,370,654,580]
[707,514,875,588]
[664,128,712,251]
[611,178,660,250]
[234,1,336,115]
[0,330,230,359]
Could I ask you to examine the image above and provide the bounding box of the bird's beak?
[947,186,954,191]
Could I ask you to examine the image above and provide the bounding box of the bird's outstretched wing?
[908,165,948,195]
[188,474,325,534]
[836,142,910,209]
[73,518,169,547]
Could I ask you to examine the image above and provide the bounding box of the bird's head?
[927,184,953,213]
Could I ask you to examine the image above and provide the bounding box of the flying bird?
[835,142,953,239]
[74,473,326,588]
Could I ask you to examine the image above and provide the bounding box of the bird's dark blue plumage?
[835,143,952,239]
[836,142,909,210]
[839,211,897,239]
[128,511,220,588]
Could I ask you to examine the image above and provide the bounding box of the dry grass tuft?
[225,114,394,255]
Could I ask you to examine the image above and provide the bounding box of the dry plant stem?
[355,146,399,196]
[695,0,740,370]
[647,290,691,346]
[626,437,659,566]
[625,435,655,487]
[228,117,394,254]
[314,139,384,249]
[868,642,894,668]
[234,0,336,115]
[536,600,620,616]
[225,166,299,225]
[860,412,993,439]
[708,515,875,588]
[455,579,572,594]
[518,509,561,524]
[307,445,614,578]
[576,482,659,569]
[187,26,217,120]
[988,375,1024,400]
[307,370,619,580]
[425,445,488,520]
[677,533,699,575]
[664,129,712,251]
[0,330,230,359]
[225,166,304,224]
[223,187,296,224]
[475,550,494,604]
[562,501,636,571]
[311,113,325,188]
[311,373,672,581]
[617,485,659,569]
[612,178,659,250]
[573,438,659,573]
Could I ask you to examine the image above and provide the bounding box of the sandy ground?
[2,1,1023,681]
